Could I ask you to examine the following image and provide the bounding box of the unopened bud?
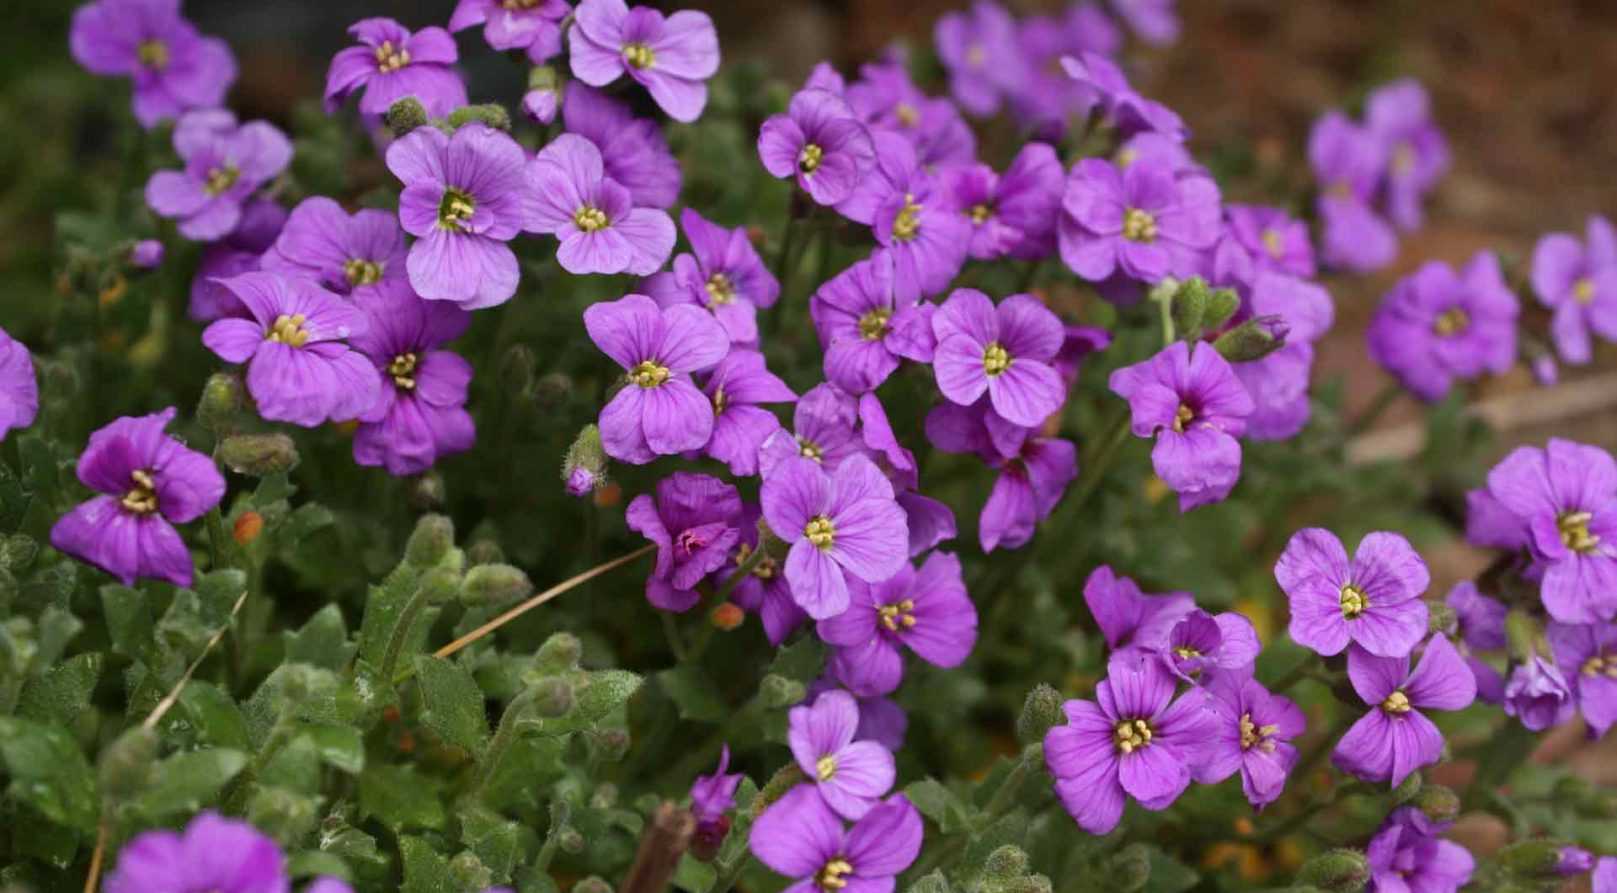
[1391,770,1422,804]
[1204,287,1241,330]
[1504,609,1541,663]
[409,471,446,511]
[533,677,576,718]
[750,763,807,816]
[998,877,1051,893]
[558,827,586,854]
[906,871,953,893]
[0,535,36,571]
[1412,784,1460,826]
[460,563,533,607]
[534,371,572,406]
[405,514,456,568]
[1105,843,1151,893]
[1017,683,1064,745]
[466,539,504,566]
[448,103,512,132]
[196,373,244,434]
[128,240,164,270]
[1554,846,1594,876]
[563,425,608,498]
[759,674,805,709]
[574,876,614,893]
[711,602,745,631]
[1426,601,1457,637]
[591,783,619,809]
[536,632,583,672]
[419,567,462,605]
[218,433,299,476]
[1170,277,1210,338]
[501,344,536,396]
[983,846,1029,880]
[1498,839,1573,880]
[233,511,264,546]
[523,89,559,125]
[1213,315,1288,362]
[589,727,630,762]
[447,852,492,892]
[1296,849,1369,893]
[97,726,159,800]
[385,97,429,138]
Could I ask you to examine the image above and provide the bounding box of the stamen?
[1339,584,1368,619]
[1261,228,1285,259]
[982,342,1011,377]
[878,599,917,632]
[1381,690,1411,715]
[968,203,993,225]
[374,40,411,73]
[815,755,837,781]
[203,165,240,197]
[438,188,477,231]
[344,258,384,287]
[1574,278,1596,306]
[1432,307,1470,337]
[120,469,160,515]
[798,143,824,174]
[622,43,655,69]
[858,308,892,341]
[705,273,736,307]
[895,103,920,128]
[1558,511,1600,554]
[815,858,854,892]
[797,438,823,462]
[1113,718,1153,754]
[1172,403,1195,433]
[805,516,835,549]
[891,194,923,242]
[137,39,170,70]
[1122,208,1157,243]
[574,205,610,233]
[388,352,418,390]
[265,314,310,348]
[629,360,670,389]
[711,386,727,414]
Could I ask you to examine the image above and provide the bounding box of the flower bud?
[97,726,159,800]
[447,851,492,893]
[1554,846,1594,876]
[710,602,745,631]
[589,727,631,762]
[1504,609,1540,663]
[1390,770,1422,804]
[246,785,319,845]
[691,814,730,862]
[447,103,512,131]
[460,563,533,607]
[128,240,164,270]
[558,827,586,855]
[466,539,504,567]
[997,877,1051,893]
[1498,839,1574,880]
[1213,315,1289,363]
[196,373,244,434]
[750,763,807,816]
[404,514,456,568]
[535,632,583,673]
[1295,848,1370,893]
[1170,277,1210,338]
[1412,784,1460,826]
[905,872,952,893]
[419,566,463,605]
[1426,601,1457,637]
[1204,287,1241,330]
[386,97,429,137]
[233,511,264,546]
[218,433,299,476]
[1105,843,1151,893]
[983,846,1029,881]
[759,674,805,709]
[591,783,619,810]
[574,877,613,893]
[563,425,608,498]
[523,89,558,125]
[532,677,576,718]
[500,344,536,396]
[1016,683,1064,745]
[534,371,573,406]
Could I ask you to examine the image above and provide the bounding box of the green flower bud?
[0,535,37,572]
[590,783,619,810]
[1106,843,1152,893]
[1391,770,1422,804]
[405,515,456,568]
[750,763,807,817]
[1426,601,1457,636]
[563,425,608,497]
[218,433,300,476]
[1295,848,1369,893]
[998,877,1052,893]
[500,344,536,396]
[1213,315,1288,363]
[246,785,320,845]
[97,726,159,801]
[447,851,492,892]
[1412,784,1460,825]
[1504,609,1541,663]
[558,827,586,854]
[196,373,244,434]
[460,563,533,607]
[983,845,1028,880]
[574,876,614,893]
[386,97,429,137]
[466,539,505,567]
[528,65,560,92]
[536,632,583,672]
[448,103,512,131]
[419,566,463,606]
[409,472,446,511]
[905,872,952,893]
[534,371,573,407]
[1016,683,1064,745]
[589,727,631,762]
[533,677,576,718]
[1204,287,1241,330]
[1497,839,1571,880]
[1170,277,1210,339]
[759,673,806,709]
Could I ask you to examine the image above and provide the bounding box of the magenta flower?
[523,87,558,125]
[1110,341,1254,511]
[1229,273,1334,441]
[562,83,682,209]
[0,327,38,441]
[568,0,719,123]
[1213,204,1316,287]
[1365,79,1449,232]
[1368,252,1519,402]
[758,383,866,478]
[1060,157,1221,285]
[933,1,1023,116]
[844,61,976,169]
[690,745,743,857]
[69,0,236,129]
[324,17,467,118]
[262,197,406,296]
[836,131,969,302]
[1548,621,1617,739]
[749,787,922,892]
[1080,566,1195,652]
[584,294,728,464]
[1310,111,1397,273]
[188,199,287,322]
[643,209,777,344]
[786,689,896,819]
[1159,609,1261,684]
[819,552,978,697]
[1484,438,1617,622]
[202,272,380,427]
[145,110,292,242]
[525,134,676,277]
[760,455,908,620]
[1060,53,1186,141]
[449,0,570,63]
[810,256,935,394]
[50,407,225,589]
[1502,655,1574,732]
[1044,650,1215,835]
[933,289,1066,428]
[1194,675,1305,810]
[728,504,807,645]
[1446,581,1506,703]
[939,143,1065,261]
[927,400,1077,552]
[1007,15,1094,139]
[349,282,475,476]
[627,472,742,612]
[701,350,795,477]
[758,88,876,207]
[1276,528,1431,658]
[388,124,527,309]
[1366,807,1475,893]
[129,239,165,269]
[1333,636,1476,787]
[105,811,285,893]
[1530,215,1617,364]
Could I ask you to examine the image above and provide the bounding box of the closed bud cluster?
[1105,843,1152,893]
[532,677,576,718]
[218,433,299,476]
[419,566,463,606]
[1426,601,1458,636]
[1497,839,1573,880]
[573,877,613,893]
[536,632,583,673]
[558,827,586,854]
[447,103,512,132]
[1412,784,1460,825]
[589,727,631,762]
[1016,683,1064,745]
[460,563,533,607]
[404,514,456,568]
[385,97,429,137]
[1213,315,1289,362]
[1170,277,1211,338]
[759,673,805,709]
[563,424,608,498]
[1296,848,1370,893]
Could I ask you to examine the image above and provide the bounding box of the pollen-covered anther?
[388,352,419,390]
[622,42,655,69]
[1113,718,1153,754]
[137,39,170,70]
[1432,307,1470,337]
[815,858,853,891]
[266,314,310,348]
[891,194,923,242]
[345,257,384,287]
[797,438,823,461]
[120,469,159,515]
[968,203,994,225]
[805,516,835,549]
[374,40,411,73]
[439,188,477,231]
[1574,278,1596,305]
[203,165,240,197]
[815,754,837,781]
[858,308,892,341]
[1339,583,1369,619]
[1559,510,1600,553]
[878,598,917,632]
[1122,207,1158,243]
[1172,403,1196,433]
[573,205,610,233]
[982,342,1011,376]
[629,360,670,388]
[1381,690,1412,715]
[798,143,823,174]
[705,273,736,306]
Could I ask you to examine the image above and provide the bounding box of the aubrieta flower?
[583,294,728,464]
[810,256,934,394]
[1556,847,1597,877]
[1194,675,1305,810]
[563,82,682,209]
[1310,111,1396,273]
[1081,565,1195,652]
[844,61,976,169]
[1108,0,1180,45]
[69,0,236,128]
[1530,215,1617,364]
[1159,609,1261,684]
[0,327,39,441]
[349,282,475,476]
[760,455,909,620]
[262,196,406,296]
[1276,528,1431,658]
[1068,3,1123,55]
[1445,581,1507,703]
[758,383,865,478]
[1483,438,1617,622]
[925,400,1076,552]
[50,407,225,588]
[786,689,896,819]
[750,786,922,893]
[1501,654,1575,732]
[1059,157,1221,286]
[1548,621,1617,738]
[1366,807,1475,893]
[526,134,676,277]
[129,239,165,269]
[105,811,285,893]
[728,504,807,645]
[1008,15,1094,140]
[1232,272,1334,441]
[324,17,467,118]
[1044,650,1214,835]
[188,199,287,322]
[202,272,380,427]
[449,0,571,64]
[820,551,978,697]
[1109,341,1253,511]
[522,86,558,125]
[933,289,1066,428]
[701,350,795,477]
[146,110,292,242]
[1365,79,1449,232]
[808,681,909,752]
[567,0,720,123]
[933,1,1023,117]
[690,745,743,858]
[1060,53,1186,141]
[836,131,969,303]
[644,209,778,344]
[939,142,1065,261]
[1333,636,1476,787]
[1210,204,1316,288]
[1367,252,1519,402]
[758,88,876,207]
[1601,859,1617,893]
[627,472,742,612]
[388,124,527,309]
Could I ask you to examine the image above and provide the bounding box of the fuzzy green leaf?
[414,655,490,753]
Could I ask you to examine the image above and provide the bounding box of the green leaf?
[100,584,154,660]
[173,681,250,750]
[0,461,33,533]
[765,636,825,684]
[18,652,102,726]
[133,747,248,821]
[356,562,424,668]
[459,807,523,881]
[321,824,392,885]
[399,836,454,893]
[302,723,365,775]
[1142,847,1199,893]
[673,853,717,892]
[657,665,728,722]
[904,778,973,834]
[33,605,82,669]
[574,669,642,726]
[0,716,98,834]
[414,655,490,754]
[359,764,446,832]
[285,849,352,883]
[284,603,355,671]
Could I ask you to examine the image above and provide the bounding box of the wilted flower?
[567,0,720,123]
[324,17,467,117]
[1334,636,1476,786]
[1367,252,1519,402]
[145,110,292,242]
[643,209,778,343]
[1502,655,1575,732]
[750,787,922,891]
[786,689,896,819]
[690,745,743,858]
[819,551,978,696]
[1276,528,1430,658]
[105,811,285,893]
[0,327,39,442]
[262,196,406,296]
[1530,215,1617,364]
[627,472,742,612]
[525,134,676,277]
[70,0,236,128]
[449,0,571,63]
[758,88,876,207]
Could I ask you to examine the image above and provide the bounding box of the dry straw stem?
[620,801,696,893]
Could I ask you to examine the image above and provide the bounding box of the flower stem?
[661,611,689,662]
[710,850,755,893]
[1347,381,1403,436]
[478,686,538,799]
[1063,409,1134,519]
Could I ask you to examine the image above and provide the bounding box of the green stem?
[478,687,538,799]
[1268,655,1316,693]
[661,611,688,663]
[1346,381,1403,437]
[1063,410,1134,519]
[1155,287,1176,346]
[378,581,432,685]
[978,751,1034,826]
[710,851,755,893]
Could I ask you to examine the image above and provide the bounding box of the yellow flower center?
[798,143,823,174]
[1574,278,1596,306]
[815,755,837,781]
[891,194,923,243]
[878,598,917,633]
[1432,307,1470,337]
[735,543,778,580]
[1261,228,1285,259]
[1581,654,1617,678]
[438,188,477,231]
[374,40,411,73]
[137,39,170,70]
[805,516,836,549]
[1340,584,1368,619]
[629,360,670,389]
[815,858,854,892]
[711,386,727,414]
[344,258,384,287]
[966,44,986,67]
[968,203,994,225]
[266,313,310,348]
[1172,403,1195,433]
[1122,208,1157,243]
[1391,142,1416,176]
[388,352,418,390]
[1559,511,1600,554]
[858,308,892,341]
[982,342,1011,376]
[623,43,656,69]
[574,205,610,233]
[1113,718,1153,755]
[895,103,920,128]
[203,165,240,197]
[1238,712,1280,752]
[503,0,542,8]
[705,273,736,307]
[798,438,823,462]
[120,469,159,515]
[1116,148,1138,168]
[1381,690,1412,715]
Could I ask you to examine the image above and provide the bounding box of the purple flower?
[933,1,1023,116]
[1068,3,1123,55]
[932,289,1067,427]
[1366,807,1475,893]
[1557,847,1597,876]
[786,689,896,819]
[835,131,969,302]
[1054,324,1113,386]
[844,61,976,169]
[690,745,743,857]
[1502,654,1575,732]
[1484,438,1617,622]
[810,257,934,394]
[1044,650,1214,835]
[1194,675,1304,809]
[146,110,292,242]
[448,0,570,63]
[1081,565,1195,652]
[1601,859,1617,893]
[0,327,39,441]
[627,472,742,612]
[928,400,1078,552]
[1060,157,1221,285]
[1446,581,1507,703]
[1060,53,1186,141]
[729,504,807,645]
[568,0,720,123]
[1110,341,1253,511]
[525,134,676,277]
[388,124,527,309]
[1232,273,1334,441]
[105,811,285,893]
[939,143,1065,261]
[819,552,978,697]
[760,455,909,620]
[1159,609,1261,684]
[562,82,682,209]
[1530,215,1617,364]
[1334,636,1476,787]
[1365,79,1449,232]
[129,240,165,269]
[1215,204,1316,286]
[565,465,600,498]
[758,88,876,207]
[349,282,475,476]
[1466,486,1531,552]
[69,0,236,129]
[758,383,866,478]
[807,683,909,752]
[1008,16,1094,139]
[188,199,287,322]
[1108,0,1180,45]
[643,209,778,344]
[583,294,728,465]
[1276,528,1430,658]
[1548,621,1617,738]
[202,272,380,427]
[701,350,795,477]
[305,880,352,893]
[262,197,406,296]
[522,87,558,124]
[749,787,922,891]
[1310,111,1397,273]
[324,17,467,118]
[50,407,225,589]
[1367,252,1519,402]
